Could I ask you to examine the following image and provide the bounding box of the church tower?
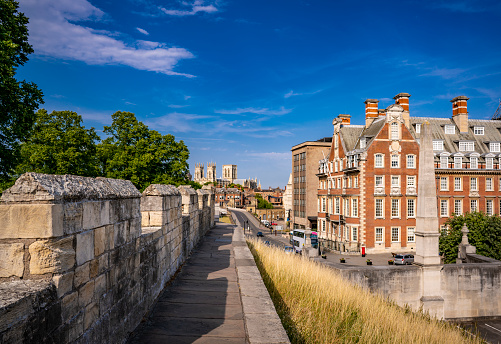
[194,163,204,183]
[207,162,216,182]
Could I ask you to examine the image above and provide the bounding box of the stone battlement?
[0,173,215,343]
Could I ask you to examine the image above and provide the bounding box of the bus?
[291,229,318,253]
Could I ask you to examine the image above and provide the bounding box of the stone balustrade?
[0,173,214,343]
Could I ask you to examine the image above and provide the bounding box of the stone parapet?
[0,173,214,343]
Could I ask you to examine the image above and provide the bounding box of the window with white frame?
[334,160,338,172]
[490,142,500,152]
[391,122,399,140]
[344,226,349,240]
[440,156,448,169]
[360,138,366,149]
[407,154,415,168]
[407,227,415,243]
[459,141,475,152]
[375,175,384,187]
[440,199,448,217]
[454,156,462,169]
[344,199,349,216]
[322,198,326,212]
[407,176,416,188]
[352,198,358,217]
[470,156,478,169]
[470,199,478,213]
[486,157,494,169]
[391,199,399,218]
[474,126,484,135]
[445,125,455,134]
[391,175,400,187]
[433,140,444,151]
[375,199,384,218]
[454,177,462,191]
[470,177,478,191]
[352,227,358,241]
[354,176,358,188]
[486,199,494,215]
[415,123,421,133]
[375,154,384,168]
[391,227,400,242]
[375,227,384,243]
[335,197,340,214]
[486,177,493,191]
[407,199,415,218]
[454,199,462,215]
[440,177,448,191]
[391,155,399,168]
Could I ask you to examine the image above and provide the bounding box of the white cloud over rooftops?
[20,0,195,77]
[214,106,292,116]
[160,0,219,16]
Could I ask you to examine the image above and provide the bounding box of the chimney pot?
[393,93,411,111]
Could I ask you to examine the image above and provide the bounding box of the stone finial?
[461,224,469,245]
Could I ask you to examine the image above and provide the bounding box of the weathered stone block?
[29,237,75,275]
[90,258,99,279]
[53,271,74,298]
[114,222,126,247]
[74,262,90,288]
[84,302,99,331]
[0,243,24,277]
[82,201,100,230]
[105,224,114,251]
[68,311,84,342]
[76,230,94,265]
[63,202,83,234]
[0,204,63,239]
[94,226,106,257]
[94,273,107,297]
[98,253,108,274]
[62,291,79,323]
[79,280,95,308]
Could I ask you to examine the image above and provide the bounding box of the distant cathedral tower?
[222,164,237,183]
[207,162,216,182]
[194,163,204,182]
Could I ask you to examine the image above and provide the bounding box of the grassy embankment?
[248,239,482,344]
[219,214,232,224]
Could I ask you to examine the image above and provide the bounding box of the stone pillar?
[203,184,215,227]
[414,122,444,319]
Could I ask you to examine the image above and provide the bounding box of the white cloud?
[160,1,218,16]
[168,104,189,108]
[149,112,214,132]
[284,89,322,99]
[214,106,292,116]
[420,67,466,80]
[19,0,195,77]
[136,27,149,35]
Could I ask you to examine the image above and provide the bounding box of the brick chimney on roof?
[394,93,411,128]
[338,114,351,125]
[364,99,379,127]
[451,96,469,133]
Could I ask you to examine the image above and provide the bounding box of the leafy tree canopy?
[0,0,44,181]
[255,193,273,209]
[16,109,100,177]
[98,111,190,191]
[440,212,501,264]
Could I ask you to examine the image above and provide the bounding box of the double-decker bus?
[291,229,318,253]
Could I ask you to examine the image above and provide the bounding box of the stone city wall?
[338,260,501,320]
[0,173,214,343]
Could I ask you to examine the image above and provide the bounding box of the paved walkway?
[128,223,245,344]
[128,221,289,344]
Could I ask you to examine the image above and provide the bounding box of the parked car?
[264,240,271,246]
[394,254,414,265]
[284,246,294,254]
[257,231,264,237]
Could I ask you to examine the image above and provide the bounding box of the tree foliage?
[98,111,190,191]
[255,193,274,209]
[16,110,100,177]
[0,0,44,181]
[440,212,501,264]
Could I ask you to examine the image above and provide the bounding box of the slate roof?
[340,125,364,152]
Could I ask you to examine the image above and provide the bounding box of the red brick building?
[317,93,501,254]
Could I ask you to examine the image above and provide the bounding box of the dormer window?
[490,142,500,152]
[445,125,455,135]
[415,123,421,134]
[454,156,462,169]
[360,138,366,149]
[486,157,494,169]
[459,141,475,152]
[470,156,478,169]
[433,140,444,151]
[440,156,448,169]
[474,126,484,135]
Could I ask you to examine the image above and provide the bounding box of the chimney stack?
[338,114,351,125]
[394,93,411,128]
[451,96,469,133]
[364,99,379,127]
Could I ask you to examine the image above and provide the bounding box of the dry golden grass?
[218,215,232,224]
[248,238,482,344]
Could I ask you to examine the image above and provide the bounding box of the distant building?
[222,164,237,183]
[283,173,293,226]
[291,137,332,230]
[193,162,217,184]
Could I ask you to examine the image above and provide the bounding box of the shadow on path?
[128,223,245,344]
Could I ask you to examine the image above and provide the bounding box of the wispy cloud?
[168,104,189,108]
[248,152,291,160]
[20,0,195,77]
[160,1,218,16]
[420,67,466,80]
[214,106,292,116]
[136,27,149,35]
[284,89,322,98]
[150,112,214,132]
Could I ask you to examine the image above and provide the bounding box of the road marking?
[485,324,501,334]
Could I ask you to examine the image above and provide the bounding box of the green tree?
[98,111,190,191]
[16,109,100,176]
[255,193,274,209]
[440,212,501,264]
[0,0,44,182]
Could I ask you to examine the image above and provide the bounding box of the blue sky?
[17,0,501,188]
